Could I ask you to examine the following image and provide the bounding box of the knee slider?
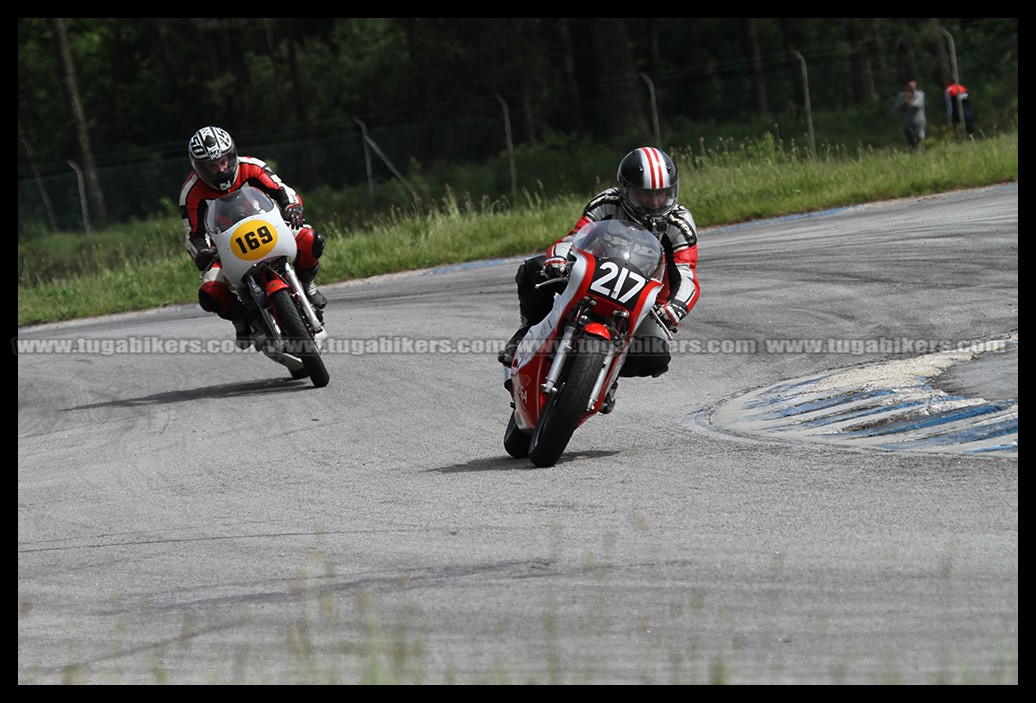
[199,281,235,316]
[198,288,223,313]
[620,337,671,377]
[293,227,324,269]
[311,229,326,259]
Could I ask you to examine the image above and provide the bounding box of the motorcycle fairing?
[511,254,595,429]
[206,187,298,284]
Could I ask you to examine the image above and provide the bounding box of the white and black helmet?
[188,126,239,191]
[616,147,679,223]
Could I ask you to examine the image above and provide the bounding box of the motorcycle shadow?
[430,449,622,474]
[63,378,311,411]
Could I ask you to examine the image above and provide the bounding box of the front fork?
[283,263,324,335]
[585,344,616,412]
[246,277,284,352]
[583,307,629,412]
[542,324,576,396]
[246,263,327,351]
[542,303,625,413]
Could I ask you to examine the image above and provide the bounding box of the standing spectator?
[945,80,976,138]
[894,80,927,151]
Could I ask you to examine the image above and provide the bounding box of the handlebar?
[534,276,570,290]
[650,306,676,341]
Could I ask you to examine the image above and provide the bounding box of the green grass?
[17,131,1017,328]
[19,527,1018,684]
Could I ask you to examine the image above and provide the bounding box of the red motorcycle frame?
[504,219,668,467]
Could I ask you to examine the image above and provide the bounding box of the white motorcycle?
[204,185,329,388]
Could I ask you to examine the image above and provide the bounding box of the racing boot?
[599,381,618,415]
[227,309,252,350]
[297,264,327,310]
[497,320,530,367]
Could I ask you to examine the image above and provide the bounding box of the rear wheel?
[270,289,329,388]
[528,336,609,467]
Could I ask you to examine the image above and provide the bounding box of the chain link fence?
[18,23,1016,240]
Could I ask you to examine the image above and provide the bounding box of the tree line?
[18,18,1017,230]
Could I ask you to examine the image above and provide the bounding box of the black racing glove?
[654,300,688,331]
[283,203,304,229]
[193,246,218,271]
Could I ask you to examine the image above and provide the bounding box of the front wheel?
[504,410,531,458]
[270,288,329,388]
[528,336,609,467]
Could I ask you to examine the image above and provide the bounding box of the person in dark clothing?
[945,81,976,137]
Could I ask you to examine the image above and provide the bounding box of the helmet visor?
[201,155,234,175]
[193,151,238,189]
[631,185,678,217]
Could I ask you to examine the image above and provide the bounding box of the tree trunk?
[51,18,107,231]
[684,19,709,120]
[847,18,877,103]
[742,18,769,117]
[870,21,891,86]
[779,19,804,114]
[18,121,59,233]
[555,19,586,135]
[281,20,320,184]
[645,18,659,76]
[589,18,650,141]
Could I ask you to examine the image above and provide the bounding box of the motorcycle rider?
[498,147,700,412]
[178,126,327,349]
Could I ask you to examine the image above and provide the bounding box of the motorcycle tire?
[503,410,531,458]
[528,335,609,467]
[270,288,329,388]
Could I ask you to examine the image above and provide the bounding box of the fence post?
[495,94,518,195]
[67,159,90,237]
[353,118,376,209]
[354,117,419,207]
[941,28,965,139]
[792,51,816,158]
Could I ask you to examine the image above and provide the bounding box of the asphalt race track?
[18,184,1018,684]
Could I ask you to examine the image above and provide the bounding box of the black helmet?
[188,126,239,191]
[616,147,679,224]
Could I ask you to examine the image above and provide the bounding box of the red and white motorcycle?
[204,185,329,388]
[503,219,671,466]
